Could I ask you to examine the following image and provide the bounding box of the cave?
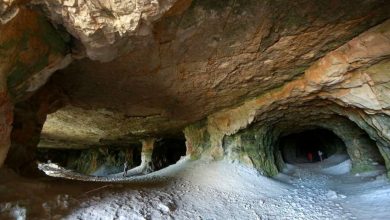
[279,128,346,164]
[152,138,186,171]
[36,144,142,176]
[1,0,390,219]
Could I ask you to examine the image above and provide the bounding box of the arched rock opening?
[4,83,66,176]
[272,111,385,173]
[3,78,187,178]
[219,101,386,176]
[279,128,346,164]
[36,144,142,176]
[152,138,186,171]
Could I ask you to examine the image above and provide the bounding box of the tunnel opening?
[36,144,142,176]
[152,138,186,171]
[279,128,347,164]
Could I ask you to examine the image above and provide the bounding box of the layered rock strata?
[185,20,390,176]
[0,0,389,179]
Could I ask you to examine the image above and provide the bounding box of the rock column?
[124,138,156,177]
[5,84,65,175]
[140,138,155,173]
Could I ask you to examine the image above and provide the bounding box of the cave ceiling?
[3,0,390,149]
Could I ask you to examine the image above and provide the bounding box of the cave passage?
[35,137,187,177]
[36,144,142,176]
[152,138,186,171]
[279,128,346,164]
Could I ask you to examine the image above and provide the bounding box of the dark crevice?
[278,128,347,164]
[152,138,186,171]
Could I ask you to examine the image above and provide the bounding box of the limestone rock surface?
[1,0,390,177]
[33,0,188,61]
[39,0,390,149]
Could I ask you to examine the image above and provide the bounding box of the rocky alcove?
[152,138,186,171]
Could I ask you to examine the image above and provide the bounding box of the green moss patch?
[224,125,279,176]
[184,120,211,160]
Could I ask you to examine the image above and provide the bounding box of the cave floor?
[1,156,390,220]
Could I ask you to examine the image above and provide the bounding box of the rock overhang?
[28,0,390,149]
[0,1,390,175]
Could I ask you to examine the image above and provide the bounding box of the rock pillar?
[140,138,155,173]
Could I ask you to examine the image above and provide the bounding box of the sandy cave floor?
[1,155,390,220]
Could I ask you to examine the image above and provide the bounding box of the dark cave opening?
[279,128,346,164]
[152,138,187,171]
[36,144,143,175]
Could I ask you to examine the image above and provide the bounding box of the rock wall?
[223,125,279,176]
[5,83,66,175]
[184,120,211,160]
[33,0,188,61]
[0,7,71,100]
[0,93,13,167]
[0,0,18,24]
[0,5,71,168]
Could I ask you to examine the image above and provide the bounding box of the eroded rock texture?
[0,93,12,167]
[5,83,66,174]
[33,0,189,61]
[0,0,390,178]
[41,0,390,149]
[185,20,390,176]
[0,7,71,100]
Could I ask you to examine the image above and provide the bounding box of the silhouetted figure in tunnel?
[123,161,128,177]
[307,152,313,162]
[318,150,323,162]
